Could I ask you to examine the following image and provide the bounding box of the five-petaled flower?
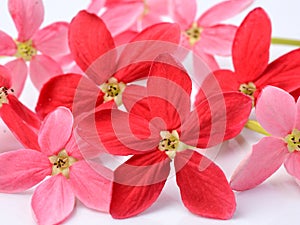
[0,107,112,225]
[231,86,300,191]
[77,54,252,219]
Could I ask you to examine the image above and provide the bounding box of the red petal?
[36,73,103,119]
[0,149,50,193]
[69,10,116,83]
[115,23,181,83]
[110,150,170,218]
[232,8,271,82]
[175,150,236,219]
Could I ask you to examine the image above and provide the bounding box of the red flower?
[36,10,181,119]
[78,54,252,219]
[196,8,300,105]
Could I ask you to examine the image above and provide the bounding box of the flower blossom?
[231,86,300,190]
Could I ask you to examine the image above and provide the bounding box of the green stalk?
[245,120,270,136]
[271,37,300,47]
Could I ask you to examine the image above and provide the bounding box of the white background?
[1,0,300,224]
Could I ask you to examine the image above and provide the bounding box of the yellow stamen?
[0,87,14,107]
[185,22,203,46]
[284,129,300,153]
[100,77,126,106]
[15,40,37,61]
[239,82,256,98]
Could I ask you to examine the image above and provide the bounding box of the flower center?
[239,82,256,98]
[0,87,13,107]
[284,129,300,153]
[48,149,77,178]
[185,22,203,46]
[15,40,37,61]
[100,77,126,106]
[158,130,188,159]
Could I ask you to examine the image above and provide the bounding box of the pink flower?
[171,0,254,70]
[0,0,70,91]
[0,107,112,225]
[230,86,300,191]
[78,54,252,219]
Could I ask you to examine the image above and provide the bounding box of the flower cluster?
[0,0,300,224]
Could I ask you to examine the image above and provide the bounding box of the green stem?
[271,37,300,47]
[245,120,270,136]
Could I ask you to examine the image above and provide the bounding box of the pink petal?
[231,137,288,191]
[38,107,73,155]
[8,0,44,41]
[32,22,69,57]
[285,152,300,180]
[0,103,40,150]
[169,0,197,28]
[0,149,51,193]
[175,150,236,219]
[5,58,28,97]
[32,175,75,225]
[296,97,300,129]
[193,47,219,72]
[232,8,271,83]
[0,30,17,56]
[198,0,254,26]
[0,65,12,88]
[256,86,296,137]
[69,160,113,212]
[110,150,170,218]
[198,24,237,56]
[87,0,106,14]
[29,55,63,90]
[0,120,22,152]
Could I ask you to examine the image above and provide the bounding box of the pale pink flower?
[231,86,300,191]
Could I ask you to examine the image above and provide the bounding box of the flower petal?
[199,24,237,56]
[296,97,300,129]
[38,107,73,155]
[5,58,28,97]
[8,0,44,41]
[175,150,236,219]
[256,86,296,137]
[170,0,197,28]
[87,0,106,14]
[0,103,40,150]
[285,152,300,180]
[32,175,75,225]
[32,22,69,57]
[0,149,50,193]
[69,160,112,212]
[232,8,271,82]
[198,0,254,26]
[193,47,219,72]
[231,137,288,191]
[0,30,17,56]
[29,55,63,90]
[69,10,116,83]
[0,65,12,88]
[110,150,170,218]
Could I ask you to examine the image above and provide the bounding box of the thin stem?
[245,120,270,136]
[271,37,300,47]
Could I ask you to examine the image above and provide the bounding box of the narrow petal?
[232,8,271,82]
[5,58,28,97]
[231,137,288,191]
[29,55,63,90]
[32,22,69,57]
[115,23,181,83]
[0,65,12,87]
[69,10,116,83]
[285,152,300,180]
[256,86,296,137]
[110,150,170,218]
[170,0,197,28]
[175,150,236,219]
[32,175,75,225]
[87,0,105,14]
[0,149,50,193]
[199,25,237,56]
[113,29,138,46]
[296,97,300,129]
[192,47,219,72]
[38,107,73,155]
[198,0,254,26]
[8,0,44,41]
[184,92,251,148]
[69,161,113,212]
[0,103,40,149]
[0,30,17,56]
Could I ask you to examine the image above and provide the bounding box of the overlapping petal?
[0,30,17,56]
[285,152,300,181]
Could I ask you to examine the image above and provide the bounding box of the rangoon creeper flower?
[77,54,252,219]
[0,107,112,225]
[0,0,70,91]
[35,10,181,119]
[231,86,300,191]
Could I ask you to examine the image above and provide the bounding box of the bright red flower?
[0,0,70,91]
[36,10,181,119]
[0,107,112,225]
[78,54,252,219]
[197,8,300,104]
